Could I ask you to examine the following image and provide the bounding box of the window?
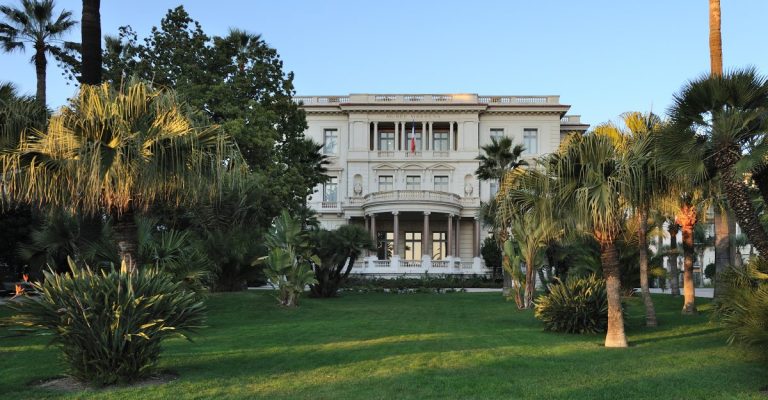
[490,128,504,141]
[490,180,499,198]
[379,132,395,151]
[323,129,338,154]
[378,175,394,192]
[377,231,394,260]
[323,177,338,202]
[433,132,449,151]
[406,175,421,190]
[432,232,447,260]
[434,176,449,192]
[523,128,538,154]
[405,232,422,260]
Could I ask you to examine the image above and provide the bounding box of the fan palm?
[0,0,76,105]
[599,112,664,326]
[476,136,528,296]
[548,132,632,347]
[310,224,375,298]
[664,68,768,257]
[0,81,47,151]
[1,82,245,268]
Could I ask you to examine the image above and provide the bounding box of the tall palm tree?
[80,0,101,85]
[0,0,76,106]
[1,82,245,268]
[475,136,527,296]
[665,69,768,258]
[603,112,665,326]
[225,28,262,74]
[709,0,722,76]
[667,221,681,296]
[518,132,631,347]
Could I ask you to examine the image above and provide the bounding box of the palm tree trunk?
[34,42,46,106]
[81,0,102,85]
[720,166,768,257]
[678,209,698,314]
[728,208,742,267]
[709,0,722,76]
[113,208,138,270]
[600,239,628,348]
[668,223,681,296]
[713,205,730,300]
[637,209,657,327]
[499,230,513,297]
[524,260,535,308]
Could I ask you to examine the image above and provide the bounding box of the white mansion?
[297,94,588,276]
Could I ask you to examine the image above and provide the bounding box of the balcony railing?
[294,94,560,105]
[363,190,462,207]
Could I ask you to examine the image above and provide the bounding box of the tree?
[674,192,704,314]
[599,112,664,326]
[0,0,76,105]
[61,7,328,216]
[548,132,631,347]
[475,136,528,296]
[310,224,375,298]
[80,0,101,85]
[262,210,318,307]
[667,221,681,296]
[665,69,768,258]
[1,82,245,268]
[709,0,722,76]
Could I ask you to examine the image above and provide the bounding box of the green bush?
[10,259,205,385]
[534,275,608,334]
[714,257,768,358]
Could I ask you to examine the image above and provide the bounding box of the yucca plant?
[9,258,205,385]
[714,257,768,357]
[534,275,609,334]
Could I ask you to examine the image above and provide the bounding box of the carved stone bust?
[464,182,473,196]
[353,183,363,196]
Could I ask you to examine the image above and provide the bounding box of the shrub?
[714,257,768,358]
[704,263,716,280]
[261,211,317,307]
[534,275,608,334]
[10,259,205,385]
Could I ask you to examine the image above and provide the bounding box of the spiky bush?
[534,275,608,334]
[11,259,205,385]
[714,258,768,357]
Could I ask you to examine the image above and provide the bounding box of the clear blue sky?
[2,0,767,125]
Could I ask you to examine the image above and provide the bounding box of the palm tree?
[606,112,665,326]
[667,221,681,296]
[498,167,563,309]
[0,81,47,151]
[0,0,76,105]
[710,0,722,76]
[475,136,527,296]
[80,0,101,85]
[519,132,631,347]
[674,192,704,314]
[225,28,262,74]
[1,82,245,268]
[665,69,768,258]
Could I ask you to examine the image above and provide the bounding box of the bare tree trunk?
[601,239,628,348]
[668,223,681,296]
[638,209,657,327]
[713,205,730,300]
[113,208,138,270]
[709,0,723,76]
[34,43,46,106]
[524,260,536,308]
[81,0,102,85]
[677,206,698,315]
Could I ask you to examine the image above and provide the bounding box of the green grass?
[1,292,766,399]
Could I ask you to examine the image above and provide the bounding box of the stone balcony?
[313,190,480,216]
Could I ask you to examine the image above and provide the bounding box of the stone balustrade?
[294,94,560,105]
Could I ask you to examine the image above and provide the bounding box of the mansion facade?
[297,93,588,276]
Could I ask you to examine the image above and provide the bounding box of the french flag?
[410,120,416,153]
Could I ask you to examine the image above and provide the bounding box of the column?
[428,121,433,150]
[370,214,377,245]
[473,217,481,257]
[449,122,454,152]
[365,215,370,232]
[422,212,430,258]
[447,214,454,257]
[393,211,400,258]
[421,121,427,151]
[373,122,378,151]
[455,216,461,258]
[393,121,398,151]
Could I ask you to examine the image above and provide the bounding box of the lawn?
[1,291,766,399]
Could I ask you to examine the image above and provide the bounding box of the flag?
[410,120,416,153]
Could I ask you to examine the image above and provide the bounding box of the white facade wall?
[298,94,588,275]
